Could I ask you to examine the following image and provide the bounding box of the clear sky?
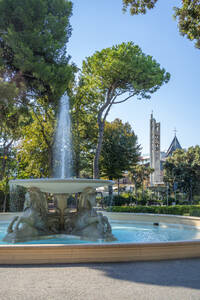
[67,0,200,154]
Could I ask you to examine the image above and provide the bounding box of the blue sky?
[67,0,200,154]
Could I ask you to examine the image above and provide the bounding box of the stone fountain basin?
[9,178,114,194]
[1,213,200,264]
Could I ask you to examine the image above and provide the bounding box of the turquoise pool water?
[1,220,200,245]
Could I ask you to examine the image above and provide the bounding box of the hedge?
[108,205,200,216]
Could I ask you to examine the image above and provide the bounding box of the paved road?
[0,258,200,300]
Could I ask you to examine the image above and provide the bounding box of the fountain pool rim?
[1,212,200,264]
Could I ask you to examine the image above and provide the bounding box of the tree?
[122,0,200,49]
[0,0,74,105]
[100,119,141,180]
[0,83,30,181]
[0,145,18,211]
[16,100,55,178]
[128,164,154,198]
[163,146,200,203]
[0,67,25,111]
[78,41,170,178]
[70,84,98,178]
[174,0,200,49]
[0,67,31,211]
[122,0,158,15]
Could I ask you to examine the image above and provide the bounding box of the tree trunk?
[0,147,8,180]
[118,178,120,197]
[108,176,113,207]
[142,175,144,200]
[0,158,6,181]
[188,188,193,204]
[133,178,138,202]
[93,120,105,178]
[3,193,7,212]
[108,176,113,196]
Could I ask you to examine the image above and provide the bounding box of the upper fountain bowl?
[9,178,114,194]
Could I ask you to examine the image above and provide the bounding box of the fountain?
[3,93,115,243]
[2,94,200,264]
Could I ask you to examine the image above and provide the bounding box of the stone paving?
[0,258,200,300]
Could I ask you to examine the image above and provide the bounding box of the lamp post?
[166,183,169,206]
[190,178,193,204]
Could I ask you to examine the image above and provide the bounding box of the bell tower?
[150,113,162,185]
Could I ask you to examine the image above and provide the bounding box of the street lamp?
[166,183,169,206]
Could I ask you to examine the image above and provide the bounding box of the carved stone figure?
[64,187,116,241]
[3,187,49,243]
[4,186,115,243]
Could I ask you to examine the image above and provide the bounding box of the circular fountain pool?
[1,219,200,245]
[1,212,200,264]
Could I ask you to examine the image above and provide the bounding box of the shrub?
[108,205,200,216]
[103,195,135,207]
[189,208,200,217]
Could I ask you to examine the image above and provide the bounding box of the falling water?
[9,183,26,212]
[52,93,73,178]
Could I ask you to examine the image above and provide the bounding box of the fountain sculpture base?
[4,179,115,243]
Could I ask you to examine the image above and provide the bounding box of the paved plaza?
[0,258,200,300]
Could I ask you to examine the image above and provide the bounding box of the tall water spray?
[52,93,73,178]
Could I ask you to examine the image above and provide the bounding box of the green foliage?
[110,205,200,216]
[104,195,135,207]
[163,146,200,202]
[189,208,200,217]
[0,67,26,123]
[0,177,9,196]
[0,0,76,209]
[100,119,141,180]
[16,101,55,178]
[70,89,98,177]
[0,70,31,182]
[122,0,158,15]
[129,165,154,190]
[136,189,151,205]
[122,0,200,49]
[0,0,74,103]
[174,0,200,49]
[0,141,18,210]
[78,41,169,177]
[81,42,170,102]
[103,190,151,207]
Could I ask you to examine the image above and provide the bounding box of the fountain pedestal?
[54,194,68,230]
[4,178,115,243]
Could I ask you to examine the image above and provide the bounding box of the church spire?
[166,132,182,157]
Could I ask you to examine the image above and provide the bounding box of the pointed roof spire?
[166,133,182,157]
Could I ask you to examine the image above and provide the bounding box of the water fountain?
[2,94,200,264]
[3,93,115,243]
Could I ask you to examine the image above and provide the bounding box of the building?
[150,113,162,185]
[166,134,182,157]
[141,113,182,187]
